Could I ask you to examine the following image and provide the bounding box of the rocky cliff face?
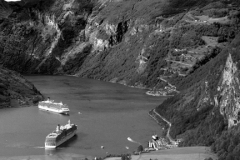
[2,0,240,95]
[0,0,43,108]
[216,54,240,128]
[155,42,240,146]
[0,67,43,108]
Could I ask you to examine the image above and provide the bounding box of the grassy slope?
[156,31,240,147]
[97,0,228,24]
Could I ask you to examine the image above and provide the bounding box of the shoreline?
[148,109,176,145]
[68,74,172,98]
[104,146,217,160]
[146,110,218,160]
[151,109,176,144]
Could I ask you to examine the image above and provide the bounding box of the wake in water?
[33,146,45,149]
[127,137,141,145]
[6,143,46,149]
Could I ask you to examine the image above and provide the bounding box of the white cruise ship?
[38,98,70,115]
[45,120,77,149]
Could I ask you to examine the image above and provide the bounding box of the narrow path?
[152,109,176,145]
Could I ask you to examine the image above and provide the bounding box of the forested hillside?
[156,27,240,160]
[1,0,239,94]
[0,66,43,107]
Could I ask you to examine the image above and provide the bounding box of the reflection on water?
[45,135,78,156]
[45,148,59,156]
[38,109,70,117]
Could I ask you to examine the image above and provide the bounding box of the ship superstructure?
[38,98,70,115]
[45,120,77,149]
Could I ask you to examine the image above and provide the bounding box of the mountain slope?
[0,66,43,108]
[155,33,240,146]
[1,0,240,93]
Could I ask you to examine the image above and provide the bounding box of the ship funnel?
[47,97,50,101]
[68,119,71,125]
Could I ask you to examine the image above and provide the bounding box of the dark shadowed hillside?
[0,0,12,19]
[0,66,43,107]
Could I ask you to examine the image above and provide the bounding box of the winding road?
[151,109,177,145]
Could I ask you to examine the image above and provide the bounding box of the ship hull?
[38,105,69,115]
[45,129,77,149]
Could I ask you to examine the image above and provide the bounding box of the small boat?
[45,120,77,149]
[38,98,70,115]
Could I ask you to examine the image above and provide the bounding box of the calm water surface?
[0,76,165,158]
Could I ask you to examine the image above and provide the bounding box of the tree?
[137,145,144,154]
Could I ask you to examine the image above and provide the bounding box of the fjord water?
[0,76,165,158]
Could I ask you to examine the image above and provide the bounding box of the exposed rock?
[1,0,239,92]
[216,54,240,128]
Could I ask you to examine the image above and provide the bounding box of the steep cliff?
[1,0,240,95]
[0,1,43,108]
[217,54,240,128]
[0,66,43,108]
[155,32,240,146]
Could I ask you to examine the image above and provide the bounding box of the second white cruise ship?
[38,98,70,115]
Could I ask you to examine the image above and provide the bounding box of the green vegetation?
[137,145,144,153]
[212,124,240,160]
[156,47,230,139]
[156,33,240,160]
[0,67,43,107]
